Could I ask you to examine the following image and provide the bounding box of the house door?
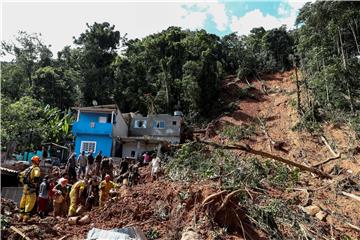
[114,142,122,158]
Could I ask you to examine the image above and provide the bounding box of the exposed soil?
[2,71,359,239]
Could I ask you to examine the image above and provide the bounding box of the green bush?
[165,142,299,189]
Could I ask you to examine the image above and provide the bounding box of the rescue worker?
[100,157,114,179]
[18,156,41,222]
[53,178,69,217]
[99,174,118,207]
[68,179,87,216]
[128,164,140,187]
[85,176,100,210]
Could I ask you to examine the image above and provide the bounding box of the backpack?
[18,166,33,185]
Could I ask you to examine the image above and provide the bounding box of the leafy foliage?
[1,96,74,150]
[165,142,299,189]
[220,124,256,141]
[295,1,360,122]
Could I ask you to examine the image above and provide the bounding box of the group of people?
[18,152,122,222]
[66,150,113,181]
[18,150,162,222]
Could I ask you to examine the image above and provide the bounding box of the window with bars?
[81,141,96,153]
[153,120,165,129]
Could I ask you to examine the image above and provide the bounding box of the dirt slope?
[211,70,360,238]
[2,71,359,240]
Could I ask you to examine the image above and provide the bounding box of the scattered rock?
[78,215,91,225]
[315,211,327,221]
[303,205,320,216]
[325,215,336,225]
[68,216,80,225]
[181,227,200,240]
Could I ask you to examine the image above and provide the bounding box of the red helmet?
[31,156,41,165]
[59,177,68,185]
[105,174,111,181]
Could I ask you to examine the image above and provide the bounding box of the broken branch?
[217,189,244,212]
[312,154,341,167]
[320,136,339,157]
[341,191,360,203]
[201,190,228,207]
[10,226,32,240]
[198,140,332,179]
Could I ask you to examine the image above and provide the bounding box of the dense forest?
[1,1,359,150]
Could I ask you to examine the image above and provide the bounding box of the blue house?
[72,104,128,158]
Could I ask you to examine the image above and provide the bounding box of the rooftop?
[72,104,118,113]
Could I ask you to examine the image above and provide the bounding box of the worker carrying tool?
[18,156,41,222]
[68,180,87,216]
[99,174,118,207]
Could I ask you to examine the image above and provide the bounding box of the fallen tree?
[198,140,332,179]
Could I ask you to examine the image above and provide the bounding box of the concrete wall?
[122,141,159,158]
[112,110,128,138]
[129,114,182,144]
[74,135,112,157]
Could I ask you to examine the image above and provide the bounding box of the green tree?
[74,22,120,105]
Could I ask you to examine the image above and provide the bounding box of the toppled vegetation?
[220,124,256,142]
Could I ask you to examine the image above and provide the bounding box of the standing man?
[18,156,41,222]
[77,151,87,179]
[151,156,161,180]
[37,175,50,218]
[99,174,118,207]
[66,153,77,182]
[100,157,114,179]
[95,150,103,176]
[142,152,151,164]
[41,146,48,162]
[86,150,95,176]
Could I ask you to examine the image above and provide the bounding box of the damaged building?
[72,104,184,159]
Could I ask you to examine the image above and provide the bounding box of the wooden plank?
[10,226,32,240]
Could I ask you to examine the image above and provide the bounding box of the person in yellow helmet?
[18,155,41,222]
[68,180,87,216]
[99,174,119,207]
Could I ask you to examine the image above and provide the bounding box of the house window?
[172,121,177,126]
[99,116,107,123]
[153,120,165,129]
[134,120,147,128]
[81,141,96,153]
[90,122,95,128]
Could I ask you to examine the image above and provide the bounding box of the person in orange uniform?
[68,180,87,216]
[19,156,41,222]
[99,174,118,207]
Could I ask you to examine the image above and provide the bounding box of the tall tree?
[74,22,120,105]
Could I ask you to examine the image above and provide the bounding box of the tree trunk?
[338,28,347,70]
[339,28,355,114]
[322,59,330,105]
[294,62,302,116]
[198,140,332,179]
[350,22,360,54]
